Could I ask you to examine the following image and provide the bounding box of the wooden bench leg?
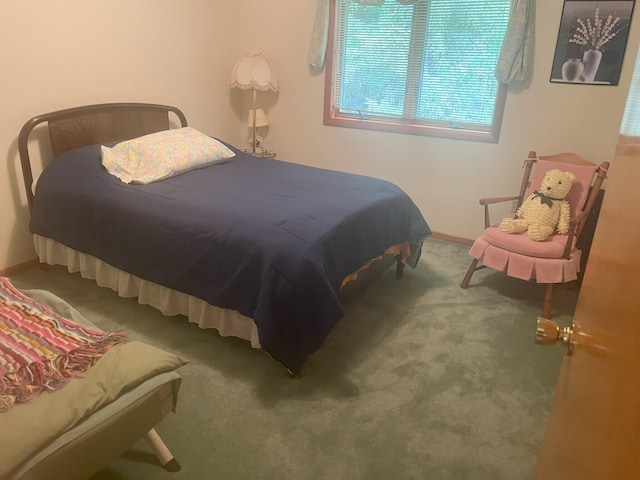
[145,428,180,472]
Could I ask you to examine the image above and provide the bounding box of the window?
[324,0,512,142]
[620,48,640,137]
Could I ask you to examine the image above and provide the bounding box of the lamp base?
[247,134,264,152]
[242,148,276,159]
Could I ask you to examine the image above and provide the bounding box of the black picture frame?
[550,0,635,85]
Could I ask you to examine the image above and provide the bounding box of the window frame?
[323,0,508,143]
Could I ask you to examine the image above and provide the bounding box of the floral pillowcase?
[101,127,236,184]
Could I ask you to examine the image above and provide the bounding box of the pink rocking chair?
[460,151,609,319]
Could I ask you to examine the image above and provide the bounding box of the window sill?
[323,112,501,143]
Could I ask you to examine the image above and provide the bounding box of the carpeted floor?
[10,238,578,480]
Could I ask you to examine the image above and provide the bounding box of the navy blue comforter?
[30,143,431,373]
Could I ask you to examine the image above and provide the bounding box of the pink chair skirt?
[468,237,581,284]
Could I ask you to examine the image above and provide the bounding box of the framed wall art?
[550,0,635,85]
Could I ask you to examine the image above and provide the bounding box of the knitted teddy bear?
[499,169,576,242]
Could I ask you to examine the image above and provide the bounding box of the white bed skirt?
[34,235,262,348]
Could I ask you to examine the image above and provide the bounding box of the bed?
[18,102,431,375]
[1,276,187,480]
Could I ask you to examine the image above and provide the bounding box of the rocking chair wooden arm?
[479,196,520,228]
[561,211,588,258]
[479,196,520,205]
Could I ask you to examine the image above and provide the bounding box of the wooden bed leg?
[395,256,404,279]
[145,428,181,472]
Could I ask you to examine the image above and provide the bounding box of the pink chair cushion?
[482,227,569,258]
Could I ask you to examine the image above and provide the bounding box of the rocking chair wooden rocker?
[460,151,609,319]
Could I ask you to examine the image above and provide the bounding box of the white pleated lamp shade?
[230,51,278,92]
[247,108,268,128]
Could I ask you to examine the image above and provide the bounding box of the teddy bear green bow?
[532,190,562,208]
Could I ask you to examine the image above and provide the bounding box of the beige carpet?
[10,238,578,480]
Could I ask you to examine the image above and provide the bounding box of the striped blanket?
[0,277,126,412]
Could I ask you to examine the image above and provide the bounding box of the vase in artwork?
[562,58,585,82]
[581,48,603,82]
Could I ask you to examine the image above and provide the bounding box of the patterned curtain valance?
[308,0,330,69]
[495,0,535,84]
[307,0,534,85]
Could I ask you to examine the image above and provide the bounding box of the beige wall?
[237,0,639,237]
[1,0,239,270]
[1,0,638,270]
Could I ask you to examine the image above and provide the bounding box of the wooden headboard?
[18,102,188,211]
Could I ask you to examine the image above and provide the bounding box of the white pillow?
[101,127,235,184]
